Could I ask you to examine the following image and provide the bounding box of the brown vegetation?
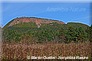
[2,42,92,60]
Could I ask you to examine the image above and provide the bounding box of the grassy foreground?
[1,42,92,61]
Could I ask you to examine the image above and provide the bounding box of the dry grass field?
[1,42,92,61]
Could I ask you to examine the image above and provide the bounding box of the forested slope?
[2,17,91,43]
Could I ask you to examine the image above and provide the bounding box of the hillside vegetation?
[2,17,92,60]
[3,17,91,43]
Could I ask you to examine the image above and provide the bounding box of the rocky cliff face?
[8,17,65,27]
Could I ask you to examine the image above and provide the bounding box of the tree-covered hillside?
[3,21,91,43]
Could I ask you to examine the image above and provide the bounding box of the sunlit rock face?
[8,17,65,27]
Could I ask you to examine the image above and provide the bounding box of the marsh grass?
[2,42,92,60]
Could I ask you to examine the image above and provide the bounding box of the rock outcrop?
[8,17,65,27]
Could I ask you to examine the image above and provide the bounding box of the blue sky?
[1,2,91,27]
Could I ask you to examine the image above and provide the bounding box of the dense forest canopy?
[2,17,92,43]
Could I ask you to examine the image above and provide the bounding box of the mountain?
[4,17,65,28]
[3,17,90,43]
